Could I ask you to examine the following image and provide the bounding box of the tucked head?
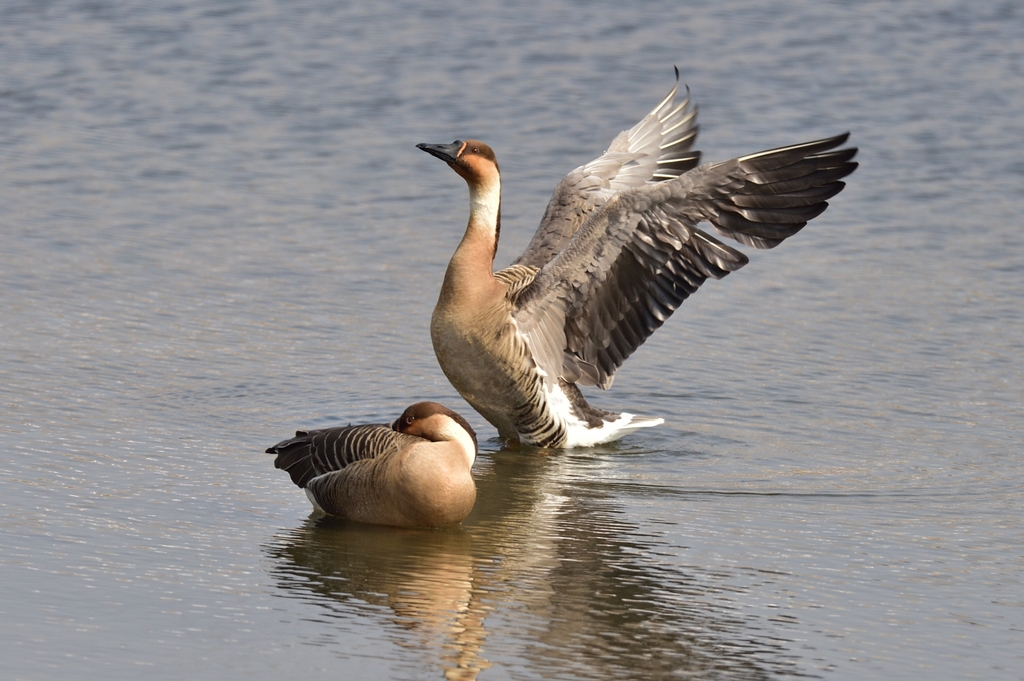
[416,140,499,184]
[392,401,478,453]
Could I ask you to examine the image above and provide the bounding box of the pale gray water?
[2,1,1022,679]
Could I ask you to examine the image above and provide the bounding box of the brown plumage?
[266,402,478,528]
[417,71,858,448]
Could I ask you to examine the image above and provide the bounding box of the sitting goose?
[417,72,858,448]
[266,402,478,527]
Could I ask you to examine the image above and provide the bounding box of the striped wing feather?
[266,424,420,489]
[514,133,858,390]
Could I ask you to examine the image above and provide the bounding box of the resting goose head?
[392,401,479,466]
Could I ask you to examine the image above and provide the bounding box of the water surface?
[2,1,1022,679]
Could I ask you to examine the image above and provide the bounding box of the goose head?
[392,401,479,463]
[417,140,502,251]
[416,140,500,187]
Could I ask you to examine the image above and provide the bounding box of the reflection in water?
[265,520,490,680]
[264,447,803,680]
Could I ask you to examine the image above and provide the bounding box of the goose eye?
[405,416,415,425]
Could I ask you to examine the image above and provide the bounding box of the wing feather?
[266,424,418,489]
[514,69,701,269]
[514,133,858,389]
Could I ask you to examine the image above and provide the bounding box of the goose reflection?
[265,518,490,680]
[264,444,801,679]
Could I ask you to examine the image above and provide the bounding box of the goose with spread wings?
[417,72,857,448]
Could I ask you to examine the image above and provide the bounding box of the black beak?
[416,141,463,164]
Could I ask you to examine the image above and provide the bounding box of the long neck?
[439,174,502,303]
[469,176,501,261]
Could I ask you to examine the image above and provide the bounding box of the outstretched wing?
[267,424,416,488]
[513,69,701,269]
[514,133,858,390]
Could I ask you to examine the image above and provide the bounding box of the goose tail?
[563,412,664,448]
[266,430,319,488]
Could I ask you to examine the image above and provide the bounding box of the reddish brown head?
[416,140,500,185]
[392,401,478,453]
